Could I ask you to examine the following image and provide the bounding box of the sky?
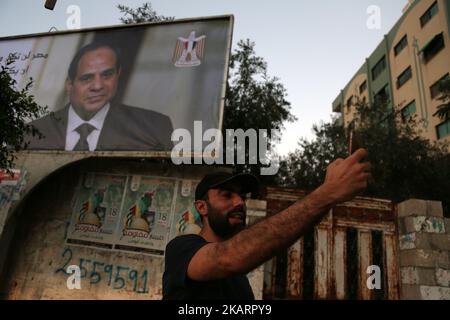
[0,0,407,156]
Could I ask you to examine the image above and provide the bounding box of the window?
[397,66,412,89]
[346,95,354,109]
[422,33,445,63]
[394,35,408,56]
[420,1,439,28]
[374,85,390,106]
[359,80,367,94]
[430,73,450,99]
[401,100,416,120]
[436,119,450,139]
[372,56,386,81]
[362,96,367,105]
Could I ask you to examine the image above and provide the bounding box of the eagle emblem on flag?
[173,31,206,67]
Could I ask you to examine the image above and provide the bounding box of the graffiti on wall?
[55,247,150,293]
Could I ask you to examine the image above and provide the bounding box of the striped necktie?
[73,123,95,151]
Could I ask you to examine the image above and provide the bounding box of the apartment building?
[332,0,450,144]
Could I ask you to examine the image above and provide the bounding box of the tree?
[279,98,450,216]
[277,116,346,189]
[117,3,296,179]
[0,56,48,172]
[224,39,296,177]
[117,2,174,24]
[433,78,450,121]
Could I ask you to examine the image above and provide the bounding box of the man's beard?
[206,202,246,240]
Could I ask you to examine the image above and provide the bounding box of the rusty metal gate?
[264,187,400,300]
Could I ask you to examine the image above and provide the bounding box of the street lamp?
[45,0,57,10]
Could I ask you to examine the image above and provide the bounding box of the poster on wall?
[65,173,205,256]
[168,179,202,241]
[0,169,27,218]
[66,173,127,248]
[114,176,177,256]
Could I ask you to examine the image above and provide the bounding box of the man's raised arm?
[188,148,371,281]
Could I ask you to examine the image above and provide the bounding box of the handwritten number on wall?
[104,264,113,286]
[55,248,73,275]
[79,258,91,278]
[113,266,129,290]
[90,262,104,284]
[54,248,149,293]
[139,270,149,294]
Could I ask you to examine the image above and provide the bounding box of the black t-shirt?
[162,234,255,300]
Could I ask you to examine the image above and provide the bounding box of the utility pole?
[45,0,57,10]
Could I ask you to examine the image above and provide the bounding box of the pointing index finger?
[348,148,368,164]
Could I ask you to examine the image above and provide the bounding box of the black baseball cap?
[195,172,260,200]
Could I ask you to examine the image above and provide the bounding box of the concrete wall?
[397,199,450,299]
[0,156,266,300]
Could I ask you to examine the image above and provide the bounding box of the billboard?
[0,16,233,154]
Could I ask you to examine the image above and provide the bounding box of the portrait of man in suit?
[26,41,174,151]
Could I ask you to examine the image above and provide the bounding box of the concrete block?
[246,199,267,210]
[429,234,450,251]
[404,216,446,234]
[400,267,436,286]
[435,268,450,287]
[399,233,431,250]
[397,218,407,235]
[397,199,427,217]
[437,251,449,269]
[246,200,267,219]
[400,284,422,300]
[402,217,419,234]
[399,249,449,268]
[419,285,450,300]
[426,201,443,217]
[399,233,415,250]
[445,218,450,234]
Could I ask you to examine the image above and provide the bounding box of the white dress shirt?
[65,104,110,151]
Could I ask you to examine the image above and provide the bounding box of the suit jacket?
[26,103,174,151]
